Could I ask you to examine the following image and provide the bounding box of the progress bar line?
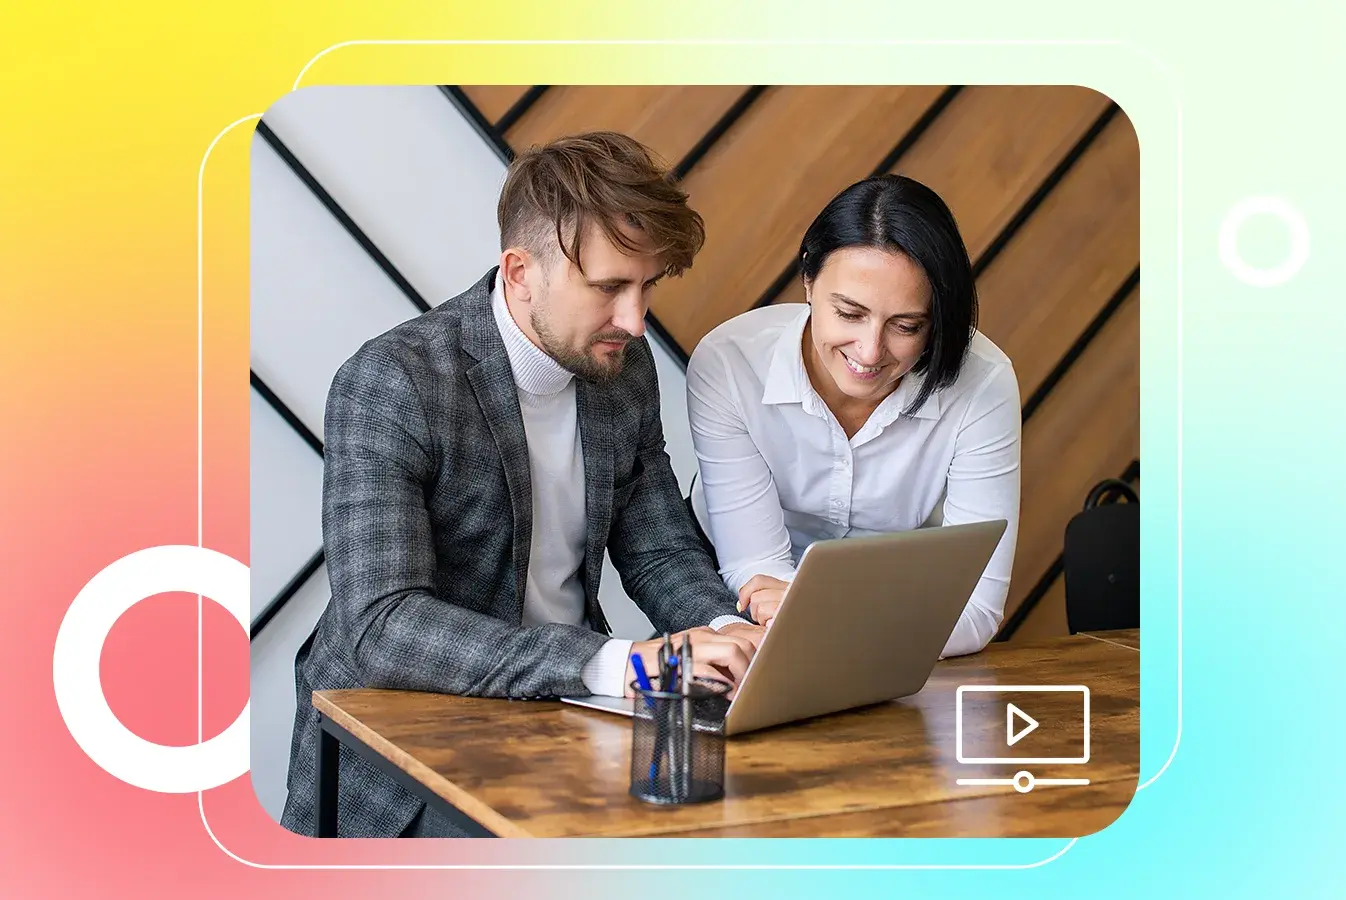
[955,778,1092,787]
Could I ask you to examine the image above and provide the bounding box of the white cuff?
[709,614,754,631]
[580,638,634,698]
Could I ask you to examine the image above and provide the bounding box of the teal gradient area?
[518,21,1340,894]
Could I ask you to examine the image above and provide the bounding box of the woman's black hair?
[798,173,977,417]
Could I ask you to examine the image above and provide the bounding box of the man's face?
[525,220,664,383]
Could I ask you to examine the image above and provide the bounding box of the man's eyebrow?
[588,274,663,287]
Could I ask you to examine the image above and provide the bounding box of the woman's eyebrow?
[831,293,927,319]
[831,292,868,311]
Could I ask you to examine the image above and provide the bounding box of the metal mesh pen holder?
[628,677,731,805]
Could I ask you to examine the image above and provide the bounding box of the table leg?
[316,713,339,837]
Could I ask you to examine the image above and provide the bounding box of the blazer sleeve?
[605,342,743,631]
[320,344,608,698]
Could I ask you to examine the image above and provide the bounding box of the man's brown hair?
[497,131,705,277]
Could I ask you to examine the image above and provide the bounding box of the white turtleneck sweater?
[490,279,741,697]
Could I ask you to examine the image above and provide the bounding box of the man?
[280,131,763,839]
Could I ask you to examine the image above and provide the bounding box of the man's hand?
[737,574,790,626]
[624,626,758,698]
[716,620,766,651]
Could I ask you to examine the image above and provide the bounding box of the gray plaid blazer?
[279,268,739,838]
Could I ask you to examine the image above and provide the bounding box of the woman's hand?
[736,574,791,626]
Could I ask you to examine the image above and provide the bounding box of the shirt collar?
[760,304,941,423]
[490,276,574,396]
[761,305,813,406]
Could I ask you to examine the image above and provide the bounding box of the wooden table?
[312,629,1139,838]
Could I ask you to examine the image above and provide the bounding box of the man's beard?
[531,308,632,384]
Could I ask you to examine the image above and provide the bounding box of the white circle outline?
[1013,770,1036,793]
[52,545,250,793]
[1217,195,1310,287]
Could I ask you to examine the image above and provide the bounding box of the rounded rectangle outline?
[954,685,1092,764]
[209,35,1181,870]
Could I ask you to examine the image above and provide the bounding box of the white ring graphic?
[53,545,250,793]
[1217,195,1309,287]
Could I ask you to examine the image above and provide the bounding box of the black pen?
[680,633,693,800]
[666,650,681,796]
[654,635,673,793]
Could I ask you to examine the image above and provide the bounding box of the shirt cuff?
[709,614,754,631]
[727,561,798,593]
[580,638,634,698]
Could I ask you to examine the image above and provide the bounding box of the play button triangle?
[1006,703,1039,746]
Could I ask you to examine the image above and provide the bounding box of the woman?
[686,174,1020,658]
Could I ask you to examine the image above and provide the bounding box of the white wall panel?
[249,135,422,439]
[248,388,323,620]
[261,86,505,306]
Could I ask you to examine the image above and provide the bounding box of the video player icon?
[953,685,1092,793]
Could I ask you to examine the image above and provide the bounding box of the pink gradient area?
[100,593,248,746]
[204,778,598,868]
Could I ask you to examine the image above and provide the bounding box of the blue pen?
[631,652,662,785]
[630,652,655,708]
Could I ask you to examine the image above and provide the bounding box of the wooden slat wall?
[458,87,530,124]
[502,86,747,168]
[646,85,947,350]
[1008,288,1139,625]
[1014,576,1070,641]
[774,85,1112,305]
[452,84,1141,642]
[975,114,1139,399]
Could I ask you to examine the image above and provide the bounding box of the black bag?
[1063,478,1139,634]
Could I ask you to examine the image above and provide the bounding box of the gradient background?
[1,0,1339,895]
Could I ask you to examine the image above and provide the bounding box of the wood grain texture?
[458,86,531,124]
[313,631,1137,837]
[774,85,1112,306]
[646,85,947,351]
[1013,573,1071,642]
[975,113,1140,400]
[672,775,1136,838]
[503,86,747,169]
[1083,629,1141,651]
[1007,289,1140,623]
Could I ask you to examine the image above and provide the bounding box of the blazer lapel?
[576,379,613,635]
[462,270,532,620]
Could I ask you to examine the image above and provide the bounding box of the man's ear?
[499,247,532,303]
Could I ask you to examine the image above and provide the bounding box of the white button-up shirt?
[686,303,1021,657]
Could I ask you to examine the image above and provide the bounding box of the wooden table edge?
[312,690,538,838]
[312,631,1141,839]
[1078,631,1141,652]
[565,772,1142,839]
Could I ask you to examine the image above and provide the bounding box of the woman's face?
[804,246,933,404]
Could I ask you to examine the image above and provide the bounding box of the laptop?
[560,518,1007,735]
